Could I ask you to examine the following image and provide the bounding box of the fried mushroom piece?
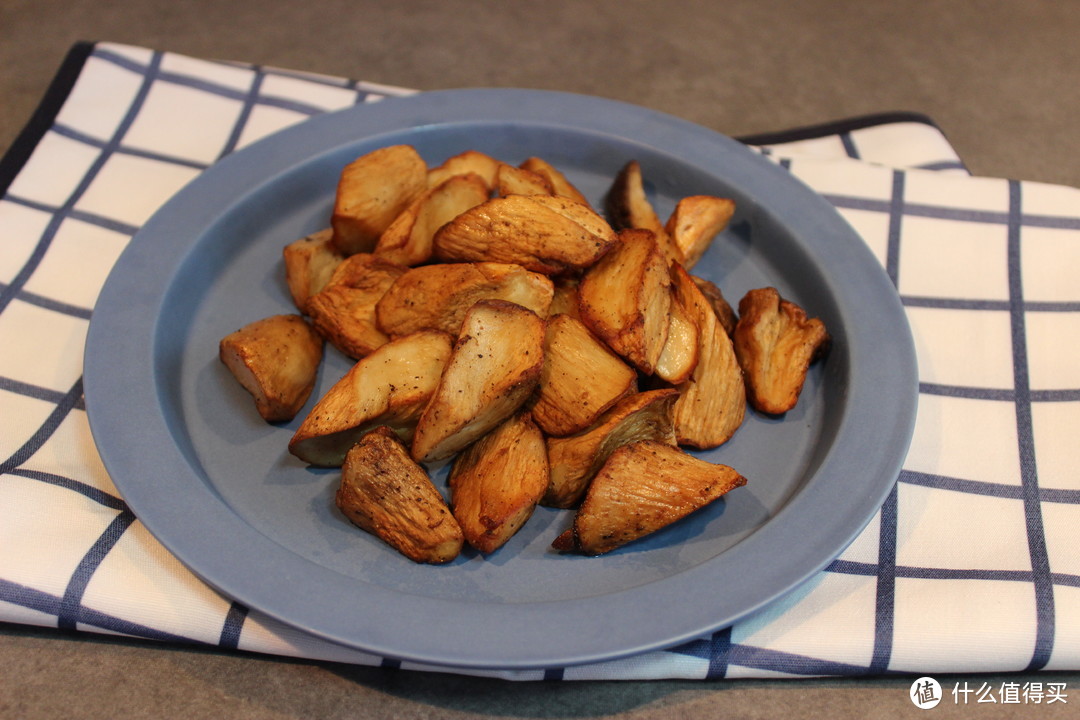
[449,411,549,554]
[288,329,453,467]
[519,156,591,207]
[604,160,666,238]
[373,172,490,267]
[337,426,463,564]
[331,144,428,256]
[410,300,545,463]
[577,228,672,375]
[425,149,502,190]
[219,314,324,423]
[494,164,555,197]
[603,159,681,267]
[692,275,738,337]
[664,195,735,269]
[733,287,830,415]
[282,228,344,314]
[375,262,553,339]
[530,313,638,437]
[669,264,746,449]
[543,389,679,509]
[305,254,407,359]
[432,194,617,275]
[552,439,746,556]
[654,272,700,385]
[548,275,582,320]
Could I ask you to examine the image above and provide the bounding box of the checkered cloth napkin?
[2,41,1078,681]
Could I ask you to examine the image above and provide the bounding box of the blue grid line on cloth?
[839,132,860,160]
[2,42,1078,680]
[0,577,208,645]
[542,667,564,681]
[837,562,1080,587]
[6,467,120,510]
[1007,180,1056,671]
[663,635,899,678]
[2,378,86,471]
[219,602,249,649]
[825,193,1080,230]
[920,382,1017,401]
[681,627,735,679]
[219,69,266,160]
[57,508,137,631]
[871,487,899,675]
[727,644,888,677]
[917,160,969,173]
[3,193,142,237]
[1,375,84,408]
[92,46,368,118]
[849,294,1080,316]
[883,170,905,285]
[0,281,96,320]
[899,468,1080,505]
[50,123,211,171]
[0,53,161,319]
[864,167,904,675]
[830,555,1080,589]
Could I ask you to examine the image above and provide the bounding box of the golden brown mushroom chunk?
[530,313,638,438]
[331,144,428,255]
[577,228,671,375]
[553,439,746,556]
[336,426,463,564]
[449,411,549,554]
[410,299,545,464]
[669,263,746,449]
[733,287,830,415]
[281,228,344,314]
[543,388,679,509]
[432,194,616,275]
[288,329,453,467]
[219,314,323,423]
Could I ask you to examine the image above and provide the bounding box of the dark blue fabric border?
[735,111,944,147]
[0,42,95,198]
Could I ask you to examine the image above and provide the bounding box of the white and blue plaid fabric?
[2,42,1078,681]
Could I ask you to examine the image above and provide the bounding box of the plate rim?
[84,88,918,670]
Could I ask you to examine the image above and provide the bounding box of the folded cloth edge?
[735,111,944,147]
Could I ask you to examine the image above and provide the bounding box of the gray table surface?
[3,1,1079,718]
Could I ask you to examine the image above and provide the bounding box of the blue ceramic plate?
[84,89,917,670]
